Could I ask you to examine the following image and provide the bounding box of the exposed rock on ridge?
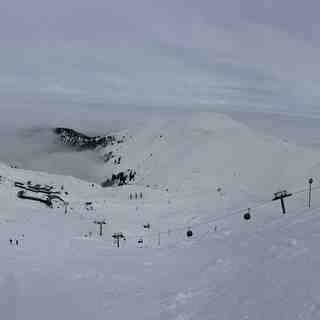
[53,127,122,150]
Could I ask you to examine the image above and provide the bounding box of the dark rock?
[53,128,123,150]
[101,168,136,188]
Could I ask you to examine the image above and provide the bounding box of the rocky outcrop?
[53,127,136,187]
[101,169,136,187]
[53,127,122,150]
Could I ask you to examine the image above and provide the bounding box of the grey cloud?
[1,0,320,182]
[0,0,319,46]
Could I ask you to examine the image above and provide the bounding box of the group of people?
[9,234,24,247]
[129,192,143,200]
[9,238,19,247]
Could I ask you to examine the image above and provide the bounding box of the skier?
[138,238,143,248]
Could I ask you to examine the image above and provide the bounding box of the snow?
[1,111,320,319]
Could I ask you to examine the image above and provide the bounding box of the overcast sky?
[1,0,320,179]
[1,0,320,115]
[0,0,319,46]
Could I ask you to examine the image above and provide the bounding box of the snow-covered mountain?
[1,111,320,319]
[94,112,320,197]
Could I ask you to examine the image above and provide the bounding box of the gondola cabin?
[186,229,193,237]
[243,212,251,220]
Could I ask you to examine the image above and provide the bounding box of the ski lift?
[243,208,251,221]
[186,229,193,238]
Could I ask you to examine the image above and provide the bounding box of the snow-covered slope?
[1,112,320,319]
[100,112,320,199]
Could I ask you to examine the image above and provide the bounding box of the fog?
[0,99,156,182]
[1,0,320,181]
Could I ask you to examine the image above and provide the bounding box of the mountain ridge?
[53,127,121,150]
